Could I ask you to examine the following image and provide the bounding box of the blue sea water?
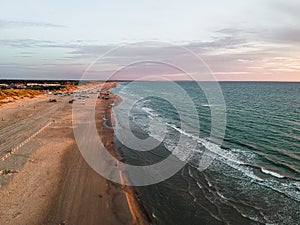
[111,82,300,225]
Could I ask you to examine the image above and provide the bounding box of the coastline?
[96,82,151,225]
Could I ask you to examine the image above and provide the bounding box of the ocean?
[111,82,300,225]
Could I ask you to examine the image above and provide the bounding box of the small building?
[0,84,9,89]
[26,83,61,90]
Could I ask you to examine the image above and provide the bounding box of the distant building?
[10,83,26,89]
[0,84,9,89]
[26,83,61,88]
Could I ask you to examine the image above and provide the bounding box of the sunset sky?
[0,0,299,81]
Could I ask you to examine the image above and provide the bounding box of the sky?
[0,0,300,81]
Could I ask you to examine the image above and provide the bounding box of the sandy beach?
[0,82,149,225]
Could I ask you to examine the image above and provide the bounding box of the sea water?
[111,82,300,225]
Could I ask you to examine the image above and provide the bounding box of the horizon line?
[0,79,300,83]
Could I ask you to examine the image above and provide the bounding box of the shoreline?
[97,82,151,225]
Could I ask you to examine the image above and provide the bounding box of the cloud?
[0,27,299,81]
[0,35,254,58]
[213,71,250,75]
[0,20,67,29]
[65,36,249,60]
[270,0,300,20]
[214,1,300,45]
[214,22,300,46]
[0,39,54,48]
[263,28,300,43]
[0,39,97,50]
[68,45,115,56]
[215,28,244,35]
[184,36,248,52]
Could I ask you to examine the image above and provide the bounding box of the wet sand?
[95,83,150,225]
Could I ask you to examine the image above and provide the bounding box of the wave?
[137,116,300,202]
[141,106,158,118]
[165,124,300,202]
[261,168,285,179]
[116,90,300,202]
[261,155,300,176]
[114,82,300,225]
[201,104,222,108]
[165,124,270,184]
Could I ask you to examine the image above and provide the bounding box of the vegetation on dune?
[60,84,77,92]
[0,89,41,102]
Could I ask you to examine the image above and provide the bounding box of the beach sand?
[95,83,150,225]
[0,82,150,225]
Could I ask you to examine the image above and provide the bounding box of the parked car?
[49,98,57,102]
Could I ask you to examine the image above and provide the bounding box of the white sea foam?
[135,118,299,201]
[123,99,300,202]
[165,124,270,185]
[166,123,300,202]
[141,106,157,117]
[201,104,222,108]
[216,191,227,201]
[261,168,285,179]
[196,182,202,189]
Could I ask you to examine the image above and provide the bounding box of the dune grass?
[0,89,41,102]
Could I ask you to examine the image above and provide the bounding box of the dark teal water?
[112,82,300,225]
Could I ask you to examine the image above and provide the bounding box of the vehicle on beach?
[49,98,57,102]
